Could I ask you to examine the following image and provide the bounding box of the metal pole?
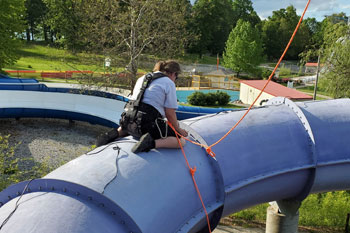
[266,200,301,233]
[313,53,321,100]
[217,54,219,71]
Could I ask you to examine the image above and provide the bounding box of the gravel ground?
[0,118,111,170]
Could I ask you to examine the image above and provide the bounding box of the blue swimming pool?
[176,89,239,103]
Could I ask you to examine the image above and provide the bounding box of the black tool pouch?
[120,101,162,138]
[119,72,166,138]
[120,100,142,137]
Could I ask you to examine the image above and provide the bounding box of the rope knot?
[190,166,196,176]
[205,146,216,158]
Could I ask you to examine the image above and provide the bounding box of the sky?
[190,0,350,22]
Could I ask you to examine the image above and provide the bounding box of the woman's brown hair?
[153,60,181,74]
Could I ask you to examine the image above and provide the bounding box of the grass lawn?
[4,42,146,73]
[296,85,332,100]
[228,191,349,232]
[5,42,219,73]
[5,42,101,71]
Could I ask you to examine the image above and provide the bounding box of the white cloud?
[311,0,338,11]
[252,0,348,21]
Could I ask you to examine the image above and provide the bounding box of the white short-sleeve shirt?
[131,72,178,117]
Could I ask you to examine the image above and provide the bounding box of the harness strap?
[121,72,168,137]
[134,72,168,107]
[131,72,168,120]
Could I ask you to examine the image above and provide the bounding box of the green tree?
[0,0,25,72]
[232,0,261,28]
[189,0,234,56]
[223,19,263,77]
[261,5,311,60]
[80,0,190,89]
[298,17,323,64]
[321,14,348,53]
[25,0,48,41]
[43,0,84,52]
[299,14,348,65]
[306,17,323,47]
[322,39,350,98]
[323,13,348,25]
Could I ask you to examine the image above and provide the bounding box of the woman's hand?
[165,108,188,137]
[177,128,188,137]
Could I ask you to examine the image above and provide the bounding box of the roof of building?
[305,62,318,67]
[305,62,323,67]
[240,80,313,100]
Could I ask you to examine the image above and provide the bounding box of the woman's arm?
[165,108,188,137]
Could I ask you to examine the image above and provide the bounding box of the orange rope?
[168,1,311,231]
[172,0,311,154]
[209,0,311,149]
[172,124,212,233]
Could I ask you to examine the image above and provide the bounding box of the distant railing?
[191,74,240,90]
[4,70,242,90]
[4,70,146,82]
[5,70,94,80]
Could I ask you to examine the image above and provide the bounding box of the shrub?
[233,203,268,221]
[261,68,272,79]
[205,93,217,105]
[279,67,291,77]
[299,191,350,227]
[187,91,207,106]
[216,91,230,105]
[0,135,19,190]
[231,191,350,229]
[187,91,231,106]
[0,134,52,191]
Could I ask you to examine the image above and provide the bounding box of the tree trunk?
[31,28,35,41]
[50,31,55,43]
[128,5,138,93]
[26,28,31,42]
[43,25,48,42]
[129,59,138,93]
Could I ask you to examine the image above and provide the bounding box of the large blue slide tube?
[0,98,349,232]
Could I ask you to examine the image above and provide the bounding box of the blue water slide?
[176,105,235,120]
[0,98,349,232]
[0,90,125,128]
[0,79,234,122]
[0,74,38,83]
[0,81,127,102]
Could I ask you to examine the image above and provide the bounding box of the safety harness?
[120,72,167,137]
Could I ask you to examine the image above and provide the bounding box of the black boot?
[96,128,119,146]
[131,133,155,153]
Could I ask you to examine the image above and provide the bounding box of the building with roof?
[240,80,312,106]
[305,62,318,74]
[191,69,239,90]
